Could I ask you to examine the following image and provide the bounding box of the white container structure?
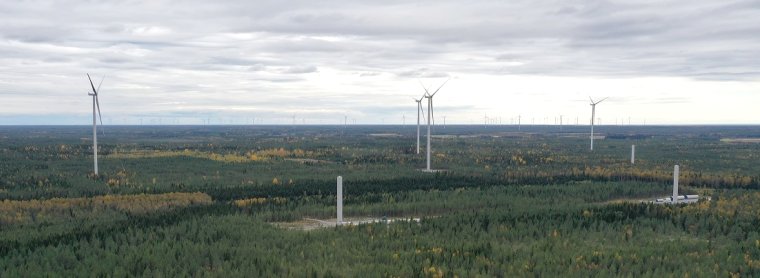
[631,145,636,164]
[656,195,699,203]
[337,176,343,225]
[673,165,679,203]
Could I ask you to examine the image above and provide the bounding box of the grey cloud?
[247,64,267,71]
[281,65,318,74]
[1,0,759,124]
[358,72,381,77]
[397,69,450,78]
[261,76,304,83]
[209,57,263,67]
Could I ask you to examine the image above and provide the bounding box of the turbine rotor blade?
[431,99,435,126]
[589,96,608,105]
[420,103,426,123]
[430,78,450,97]
[87,73,98,95]
[96,95,104,133]
[418,80,430,96]
[96,75,105,95]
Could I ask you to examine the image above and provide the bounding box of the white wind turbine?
[86,74,105,175]
[589,97,608,151]
[421,79,449,171]
[414,95,426,154]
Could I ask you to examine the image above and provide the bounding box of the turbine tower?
[414,95,426,154]
[589,97,608,151]
[337,176,343,225]
[86,74,104,175]
[421,79,449,171]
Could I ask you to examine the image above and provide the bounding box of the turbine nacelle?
[87,74,105,129]
[418,78,449,126]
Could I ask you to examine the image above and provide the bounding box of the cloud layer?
[1,0,759,124]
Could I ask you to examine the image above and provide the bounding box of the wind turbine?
[421,79,449,171]
[414,95,426,154]
[86,74,105,175]
[589,97,608,151]
[518,115,521,131]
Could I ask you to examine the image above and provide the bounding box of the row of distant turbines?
[411,80,609,172]
[84,74,608,175]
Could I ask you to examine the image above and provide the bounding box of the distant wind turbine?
[518,115,521,131]
[414,94,426,154]
[589,97,608,151]
[420,79,449,171]
[86,74,105,175]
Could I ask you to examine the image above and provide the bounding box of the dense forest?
[0,125,759,276]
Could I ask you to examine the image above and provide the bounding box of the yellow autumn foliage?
[109,147,317,163]
[108,149,264,163]
[0,192,212,225]
[423,266,444,278]
[711,192,760,218]
[232,197,287,207]
[232,197,268,207]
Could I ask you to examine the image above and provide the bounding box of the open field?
[721,138,760,143]
[0,125,759,276]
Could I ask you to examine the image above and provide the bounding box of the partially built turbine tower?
[673,165,679,203]
[337,176,343,225]
[631,145,636,164]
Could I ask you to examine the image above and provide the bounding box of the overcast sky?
[1,0,759,125]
